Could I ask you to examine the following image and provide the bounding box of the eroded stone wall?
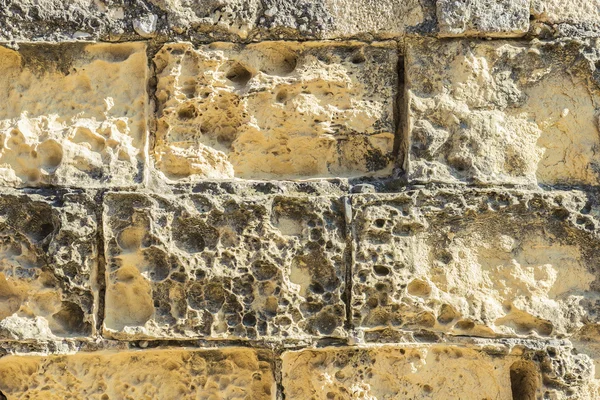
[2,1,600,399]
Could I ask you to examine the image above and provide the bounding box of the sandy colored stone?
[282,344,599,399]
[102,192,346,340]
[406,38,600,186]
[0,42,147,188]
[0,347,275,399]
[437,0,529,37]
[152,41,397,182]
[351,189,600,340]
[148,0,432,40]
[0,190,97,340]
[532,0,600,36]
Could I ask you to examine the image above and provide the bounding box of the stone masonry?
[1,1,600,399]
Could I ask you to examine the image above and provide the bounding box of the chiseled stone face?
[437,0,529,37]
[351,189,600,340]
[0,348,275,399]
[407,38,600,186]
[153,41,397,182]
[532,0,600,36]
[282,345,567,399]
[102,192,346,340]
[0,42,147,188]
[0,191,97,340]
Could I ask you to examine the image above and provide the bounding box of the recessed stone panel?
[152,41,397,182]
[0,190,97,340]
[0,42,147,187]
[351,189,600,340]
[0,348,275,399]
[102,192,346,340]
[407,38,600,186]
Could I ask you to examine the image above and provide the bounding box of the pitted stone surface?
[532,0,600,37]
[0,42,147,188]
[406,38,600,186]
[0,190,97,340]
[152,41,397,182]
[281,344,598,399]
[0,348,275,399]
[437,0,529,37]
[102,192,346,340]
[351,189,600,340]
[147,0,432,40]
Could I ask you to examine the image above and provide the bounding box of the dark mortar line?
[93,189,108,336]
[342,195,355,335]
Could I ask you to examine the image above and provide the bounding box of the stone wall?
[1,1,600,399]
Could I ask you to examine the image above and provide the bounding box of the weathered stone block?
[0,348,275,399]
[406,38,600,186]
[0,190,97,340]
[152,41,397,182]
[437,0,529,37]
[282,344,597,399]
[102,192,346,340]
[351,189,600,339]
[532,0,600,37]
[148,0,432,40]
[0,42,147,187]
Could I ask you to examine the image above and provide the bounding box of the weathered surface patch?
[0,348,275,399]
[0,42,147,187]
[0,190,97,340]
[406,38,600,187]
[102,192,346,340]
[282,344,598,399]
[152,41,397,182]
[437,0,529,37]
[351,189,600,340]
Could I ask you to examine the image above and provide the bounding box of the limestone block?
[102,192,346,340]
[282,344,599,399]
[148,0,432,40]
[0,191,97,340]
[351,189,600,340]
[532,0,600,36]
[437,0,529,37]
[0,0,165,41]
[0,348,275,399]
[406,38,600,186]
[0,42,147,188]
[152,41,397,182]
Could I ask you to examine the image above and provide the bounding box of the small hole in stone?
[373,265,390,276]
[177,104,198,120]
[374,219,386,228]
[226,62,252,86]
[351,52,366,64]
[510,360,539,400]
[275,89,288,103]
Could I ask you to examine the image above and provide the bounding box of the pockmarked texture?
[407,38,600,186]
[153,41,397,182]
[0,348,275,399]
[0,190,97,340]
[102,192,346,340]
[437,0,529,37]
[0,42,147,187]
[532,0,600,36]
[148,0,432,39]
[282,344,599,399]
[352,189,600,340]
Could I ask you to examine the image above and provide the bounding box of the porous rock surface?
[3,1,600,399]
[351,188,600,340]
[102,191,346,340]
[153,41,397,181]
[0,190,97,341]
[0,347,275,399]
[407,38,600,187]
[0,42,147,188]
